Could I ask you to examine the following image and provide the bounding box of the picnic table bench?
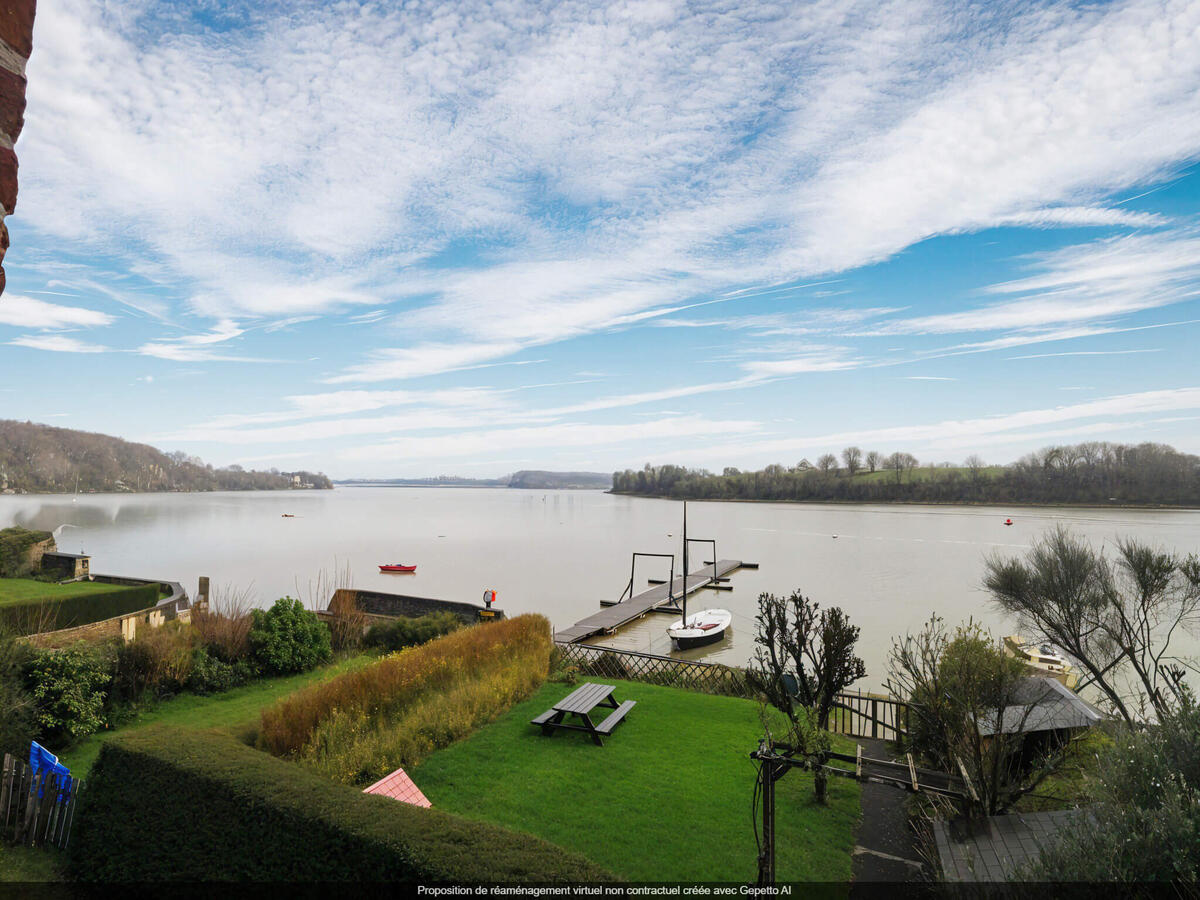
[531,682,635,745]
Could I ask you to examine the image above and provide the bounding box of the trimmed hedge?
[0,583,158,633]
[70,726,613,882]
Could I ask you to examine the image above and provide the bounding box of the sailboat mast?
[681,500,688,626]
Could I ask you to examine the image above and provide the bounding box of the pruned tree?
[984,526,1200,724]
[816,453,838,475]
[964,454,985,482]
[865,450,882,473]
[750,590,866,803]
[842,446,863,476]
[887,616,1069,816]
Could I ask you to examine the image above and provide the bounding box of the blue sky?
[2,0,1199,478]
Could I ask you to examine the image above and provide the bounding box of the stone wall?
[0,0,35,296]
[330,588,504,625]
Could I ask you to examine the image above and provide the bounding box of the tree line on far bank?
[611,440,1200,506]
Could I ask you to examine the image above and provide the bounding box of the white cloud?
[20,0,1200,376]
[9,334,109,353]
[0,294,114,328]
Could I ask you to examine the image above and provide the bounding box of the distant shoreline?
[605,491,1200,511]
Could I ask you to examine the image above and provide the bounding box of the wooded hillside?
[0,420,332,494]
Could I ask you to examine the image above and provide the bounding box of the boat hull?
[379,565,417,573]
[667,608,732,650]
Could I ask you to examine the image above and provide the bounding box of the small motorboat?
[281,514,295,518]
[667,608,732,649]
[378,564,417,573]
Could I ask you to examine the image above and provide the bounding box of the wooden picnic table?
[531,682,635,745]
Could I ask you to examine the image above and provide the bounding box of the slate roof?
[362,767,431,808]
[976,676,1106,736]
[933,809,1088,882]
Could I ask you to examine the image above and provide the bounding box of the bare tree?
[865,450,882,473]
[963,454,985,482]
[816,453,838,475]
[750,590,866,803]
[984,526,1200,724]
[841,446,863,476]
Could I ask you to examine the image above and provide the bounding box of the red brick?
[0,0,36,60]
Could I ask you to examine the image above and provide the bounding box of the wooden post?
[872,698,879,739]
[906,753,919,792]
[757,757,777,886]
[0,753,13,837]
[856,744,863,778]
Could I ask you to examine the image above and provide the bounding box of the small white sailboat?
[666,500,731,650]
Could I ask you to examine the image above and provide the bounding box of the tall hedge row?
[70,726,613,882]
[0,583,159,634]
[0,526,52,576]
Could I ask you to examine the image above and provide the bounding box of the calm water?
[4,488,1197,688]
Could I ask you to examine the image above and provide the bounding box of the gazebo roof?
[361,767,431,808]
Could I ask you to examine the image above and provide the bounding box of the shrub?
[248,597,331,675]
[1023,696,1200,881]
[259,614,552,784]
[0,627,35,757]
[24,643,114,743]
[190,586,253,662]
[186,648,253,695]
[362,611,461,653]
[0,526,52,577]
[70,726,613,882]
[326,589,367,652]
[111,621,195,702]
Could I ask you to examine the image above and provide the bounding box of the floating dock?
[555,559,744,644]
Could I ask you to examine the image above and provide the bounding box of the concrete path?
[851,739,928,887]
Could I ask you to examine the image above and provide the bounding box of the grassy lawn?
[57,653,377,779]
[411,680,861,882]
[0,843,64,882]
[0,577,128,606]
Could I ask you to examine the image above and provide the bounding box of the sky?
[2,0,1199,479]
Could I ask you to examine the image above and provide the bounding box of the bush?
[0,627,35,757]
[0,526,52,577]
[111,622,195,702]
[259,615,552,784]
[326,589,367,652]
[191,592,254,663]
[363,611,461,653]
[248,597,331,676]
[24,643,114,743]
[70,726,613,882]
[1023,697,1200,882]
[186,648,253,695]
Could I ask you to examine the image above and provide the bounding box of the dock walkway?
[556,559,742,644]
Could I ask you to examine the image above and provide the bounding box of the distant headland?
[0,420,332,494]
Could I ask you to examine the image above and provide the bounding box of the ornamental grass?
[258,613,552,784]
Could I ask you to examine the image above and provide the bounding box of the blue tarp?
[29,741,72,799]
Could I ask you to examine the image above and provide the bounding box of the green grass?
[411,679,861,882]
[0,577,129,607]
[0,843,63,882]
[57,653,376,779]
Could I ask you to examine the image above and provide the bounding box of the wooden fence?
[829,689,910,741]
[1,753,84,850]
[555,641,911,740]
[555,641,753,697]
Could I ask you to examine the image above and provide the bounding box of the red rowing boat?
[379,564,417,573]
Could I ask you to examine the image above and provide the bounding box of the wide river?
[3,488,1197,688]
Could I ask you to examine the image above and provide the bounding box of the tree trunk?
[814,758,828,805]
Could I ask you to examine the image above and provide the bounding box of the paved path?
[851,739,927,887]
